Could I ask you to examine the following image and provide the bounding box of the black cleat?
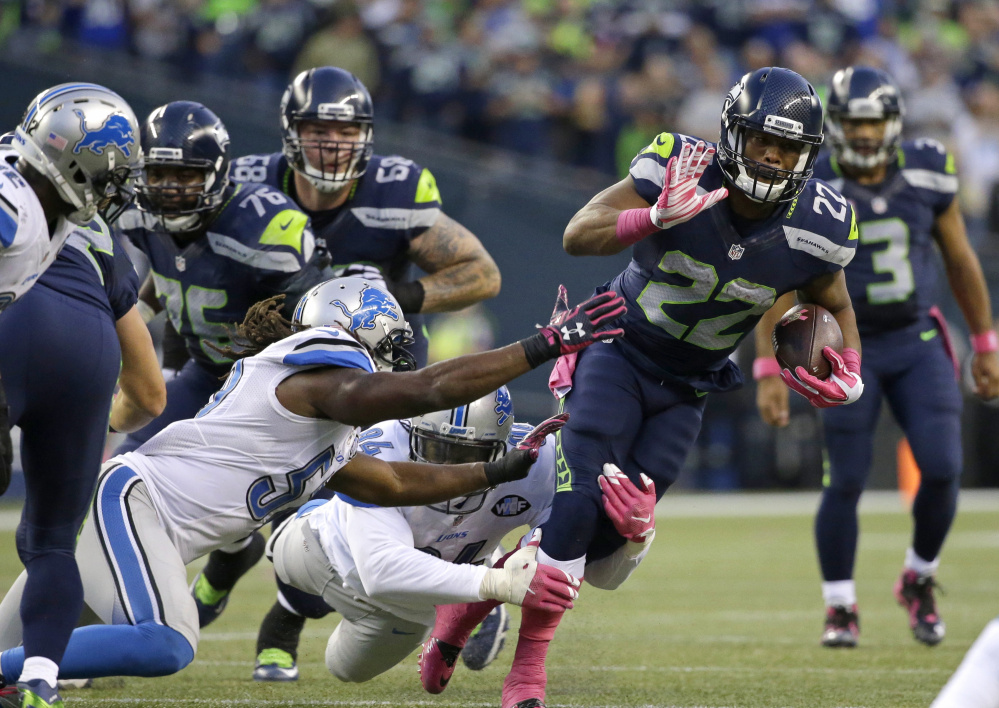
[894,569,945,646]
[821,604,859,647]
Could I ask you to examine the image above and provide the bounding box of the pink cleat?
[417,637,462,694]
[894,569,945,646]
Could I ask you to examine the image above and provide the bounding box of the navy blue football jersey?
[117,182,315,376]
[229,152,442,364]
[36,218,138,321]
[622,132,858,391]
[814,139,957,336]
[228,152,441,283]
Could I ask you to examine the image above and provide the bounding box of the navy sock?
[815,486,862,581]
[20,551,82,667]
[912,477,959,564]
[202,532,265,593]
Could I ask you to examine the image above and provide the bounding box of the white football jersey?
[308,419,556,589]
[116,326,373,563]
[0,148,75,310]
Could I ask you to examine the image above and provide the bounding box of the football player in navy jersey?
[422,67,864,708]
[0,207,165,707]
[755,67,999,649]
[226,66,502,677]
[228,66,501,368]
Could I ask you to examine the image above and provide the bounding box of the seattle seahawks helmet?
[717,67,824,203]
[291,277,415,372]
[826,66,904,170]
[12,82,141,225]
[281,67,374,193]
[412,387,515,515]
[135,101,231,233]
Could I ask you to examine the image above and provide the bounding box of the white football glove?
[334,263,388,289]
[650,140,728,230]
[478,530,580,613]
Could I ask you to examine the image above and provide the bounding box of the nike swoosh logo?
[633,515,651,524]
[920,328,938,341]
[391,628,416,635]
[279,217,294,230]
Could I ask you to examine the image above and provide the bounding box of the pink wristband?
[971,330,999,354]
[615,208,659,246]
[752,357,782,380]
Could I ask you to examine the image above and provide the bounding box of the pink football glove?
[651,140,728,230]
[478,529,580,612]
[780,347,864,408]
[535,287,626,358]
[599,463,656,542]
[516,412,569,462]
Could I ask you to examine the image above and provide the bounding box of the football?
[771,304,843,380]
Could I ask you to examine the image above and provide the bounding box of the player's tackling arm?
[407,213,501,312]
[933,197,999,399]
[563,177,651,256]
[110,305,167,433]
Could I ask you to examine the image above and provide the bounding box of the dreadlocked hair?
[207,295,300,361]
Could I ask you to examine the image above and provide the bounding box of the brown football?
[771,304,843,380]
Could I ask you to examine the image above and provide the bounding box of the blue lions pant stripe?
[93,465,165,626]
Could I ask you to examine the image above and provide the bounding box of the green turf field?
[1,491,995,707]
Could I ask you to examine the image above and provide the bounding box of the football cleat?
[16,679,63,708]
[190,572,229,628]
[512,700,546,708]
[0,686,18,708]
[821,604,859,648]
[461,604,509,670]
[417,637,461,694]
[894,569,945,646]
[253,648,299,682]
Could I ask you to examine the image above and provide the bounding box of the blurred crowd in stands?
[3,0,999,239]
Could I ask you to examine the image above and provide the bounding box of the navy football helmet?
[826,66,904,170]
[135,101,230,233]
[281,67,374,193]
[718,67,824,203]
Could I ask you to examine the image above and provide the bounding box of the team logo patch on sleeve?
[491,495,531,517]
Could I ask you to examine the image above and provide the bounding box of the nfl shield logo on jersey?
[727,243,745,261]
[175,255,186,271]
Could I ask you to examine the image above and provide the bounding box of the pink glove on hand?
[598,463,656,542]
[651,140,729,230]
[780,347,864,408]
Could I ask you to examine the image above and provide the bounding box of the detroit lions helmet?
[291,277,416,372]
[281,67,374,193]
[826,66,904,170]
[12,82,141,225]
[412,387,515,515]
[717,67,824,203]
[135,101,231,233]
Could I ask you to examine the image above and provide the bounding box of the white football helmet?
[291,277,415,372]
[12,83,142,225]
[411,387,515,515]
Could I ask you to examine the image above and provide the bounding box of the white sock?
[536,547,586,579]
[822,580,857,608]
[19,656,59,689]
[931,618,999,708]
[905,548,939,577]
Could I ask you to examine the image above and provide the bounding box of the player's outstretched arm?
[283,292,624,428]
[328,415,567,506]
[563,177,653,257]
[753,293,796,428]
[934,197,999,400]
[407,213,501,313]
[109,305,167,433]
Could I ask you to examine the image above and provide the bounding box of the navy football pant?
[115,359,221,454]
[817,325,962,581]
[0,284,121,667]
[540,342,708,564]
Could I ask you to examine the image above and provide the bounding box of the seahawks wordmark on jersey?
[116,326,371,563]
